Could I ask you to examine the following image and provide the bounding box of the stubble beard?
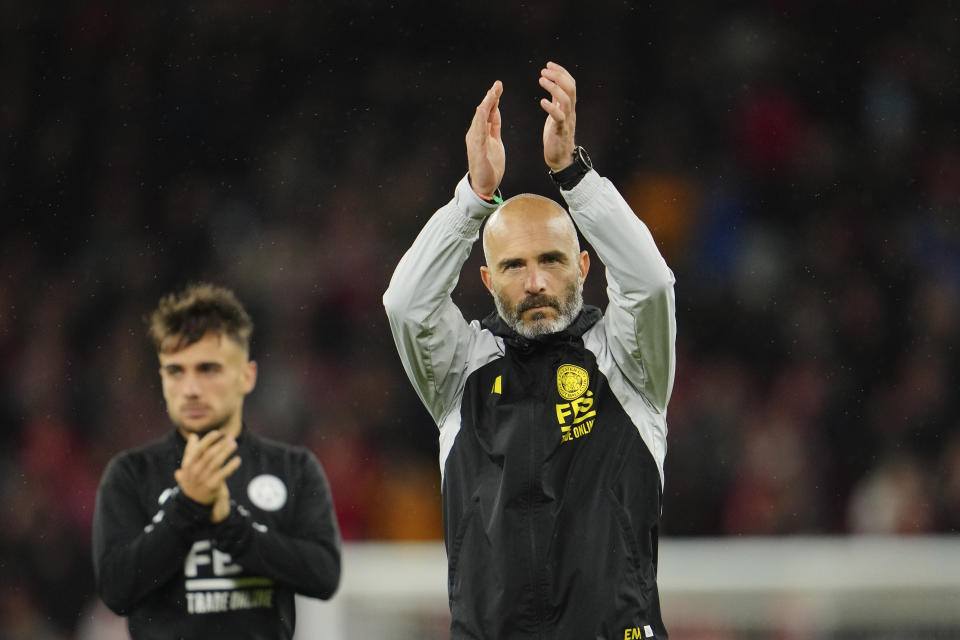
[171,406,234,437]
[493,278,584,339]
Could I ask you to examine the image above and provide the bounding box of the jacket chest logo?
[248,474,288,511]
[556,364,596,443]
[557,364,589,400]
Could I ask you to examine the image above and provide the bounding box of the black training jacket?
[384,170,677,639]
[92,427,341,640]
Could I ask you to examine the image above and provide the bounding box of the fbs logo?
[555,364,596,443]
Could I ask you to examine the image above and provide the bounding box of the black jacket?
[92,427,341,640]
[384,171,677,639]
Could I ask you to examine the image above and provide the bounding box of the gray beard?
[493,279,584,339]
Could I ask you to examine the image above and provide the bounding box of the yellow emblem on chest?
[556,364,589,400]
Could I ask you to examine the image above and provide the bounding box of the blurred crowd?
[2,1,958,636]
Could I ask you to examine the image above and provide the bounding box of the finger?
[470,81,502,135]
[486,79,503,104]
[195,429,224,453]
[183,435,230,480]
[468,104,488,146]
[489,81,503,125]
[478,81,503,118]
[543,61,575,94]
[545,60,569,74]
[539,97,567,123]
[540,72,576,114]
[475,82,500,118]
[211,455,242,485]
[196,436,238,474]
[538,75,573,114]
[180,433,201,469]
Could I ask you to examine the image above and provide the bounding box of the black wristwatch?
[548,146,593,190]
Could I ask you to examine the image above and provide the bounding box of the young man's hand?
[175,430,242,510]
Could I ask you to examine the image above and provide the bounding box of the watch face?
[576,146,592,169]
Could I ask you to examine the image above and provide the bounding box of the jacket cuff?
[213,502,255,556]
[559,169,603,210]
[446,174,499,239]
[165,490,213,536]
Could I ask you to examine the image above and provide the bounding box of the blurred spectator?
[848,456,935,534]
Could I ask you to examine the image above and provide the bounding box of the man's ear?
[243,361,258,394]
[480,265,495,294]
[578,250,590,282]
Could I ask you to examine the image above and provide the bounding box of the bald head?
[482,194,579,266]
[479,193,590,338]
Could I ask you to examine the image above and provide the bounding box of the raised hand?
[174,430,242,520]
[466,80,505,198]
[539,62,577,171]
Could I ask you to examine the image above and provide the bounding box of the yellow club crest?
[556,364,590,401]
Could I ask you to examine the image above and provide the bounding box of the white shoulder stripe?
[584,321,667,488]
[438,327,503,479]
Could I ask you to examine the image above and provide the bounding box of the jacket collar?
[481,305,602,350]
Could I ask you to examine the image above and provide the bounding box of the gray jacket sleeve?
[563,170,677,414]
[382,174,500,425]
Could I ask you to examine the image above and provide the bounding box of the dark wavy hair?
[148,283,253,354]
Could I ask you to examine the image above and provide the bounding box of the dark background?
[2,1,959,636]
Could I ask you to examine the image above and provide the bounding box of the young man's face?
[480,198,590,338]
[158,331,257,438]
